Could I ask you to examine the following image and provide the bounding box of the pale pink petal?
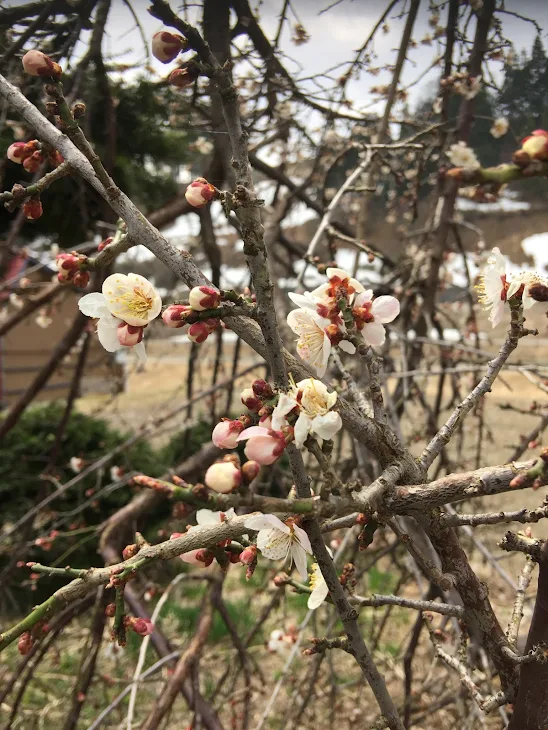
[371,296,400,324]
[489,299,505,328]
[326,267,351,281]
[237,426,270,441]
[338,339,356,354]
[308,580,329,609]
[287,292,318,309]
[362,320,386,346]
[133,341,147,363]
[348,277,365,293]
[353,290,373,307]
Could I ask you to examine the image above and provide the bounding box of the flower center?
[121,286,153,317]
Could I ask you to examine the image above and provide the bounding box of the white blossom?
[271,378,342,449]
[447,141,480,171]
[490,118,509,138]
[244,513,312,580]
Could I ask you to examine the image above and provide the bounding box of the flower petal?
[291,542,309,581]
[196,509,220,525]
[310,412,342,442]
[338,339,356,354]
[326,267,350,281]
[288,292,318,310]
[489,299,505,328]
[78,293,109,319]
[133,341,147,363]
[293,524,312,554]
[362,320,386,346]
[237,426,270,441]
[371,296,400,324]
[244,514,290,533]
[97,315,122,352]
[353,290,373,307]
[258,529,292,560]
[308,580,329,609]
[271,393,299,431]
[294,412,313,449]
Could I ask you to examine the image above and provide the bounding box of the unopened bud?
[241,387,262,411]
[22,150,45,173]
[195,548,214,566]
[242,460,261,484]
[22,49,62,78]
[188,318,218,343]
[18,632,34,656]
[204,461,241,493]
[122,543,140,560]
[521,130,548,161]
[97,237,113,252]
[162,304,192,328]
[117,322,145,347]
[189,285,220,311]
[273,573,289,587]
[72,102,86,118]
[7,142,30,164]
[152,30,188,63]
[212,419,245,449]
[72,270,90,288]
[23,196,43,220]
[128,617,154,636]
[239,545,257,565]
[168,64,199,89]
[184,177,217,208]
[105,603,116,617]
[252,379,274,399]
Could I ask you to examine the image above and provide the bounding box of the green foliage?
[0,76,191,246]
[164,594,255,642]
[367,566,397,594]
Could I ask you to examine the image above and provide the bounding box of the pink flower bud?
[212,419,245,449]
[195,549,214,566]
[152,30,187,63]
[7,142,30,164]
[241,387,262,411]
[129,617,154,636]
[252,379,274,398]
[239,545,257,565]
[97,237,113,252]
[205,461,242,493]
[23,197,43,220]
[168,65,199,89]
[22,49,62,78]
[18,632,34,656]
[521,130,548,160]
[184,177,217,208]
[72,270,90,288]
[237,426,286,466]
[180,548,203,566]
[242,460,261,484]
[162,304,192,328]
[188,285,220,311]
[188,318,219,343]
[56,252,81,282]
[23,150,44,173]
[117,322,145,347]
[48,150,64,167]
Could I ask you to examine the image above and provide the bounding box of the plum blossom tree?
[3,2,548,729]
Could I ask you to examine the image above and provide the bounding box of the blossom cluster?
[477,247,548,327]
[162,284,225,343]
[286,267,400,377]
[7,139,63,173]
[56,252,90,288]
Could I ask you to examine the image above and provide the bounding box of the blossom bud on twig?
[168,64,199,89]
[212,419,245,449]
[152,30,188,63]
[22,50,62,78]
[23,196,42,220]
[205,461,242,493]
[162,304,192,328]
[184,177,217,208]
[188,285,220,311]
[116,323,145,347]
[241,387,262,411]
[242,460,260,484]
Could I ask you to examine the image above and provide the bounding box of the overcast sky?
[92,0,548,111]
